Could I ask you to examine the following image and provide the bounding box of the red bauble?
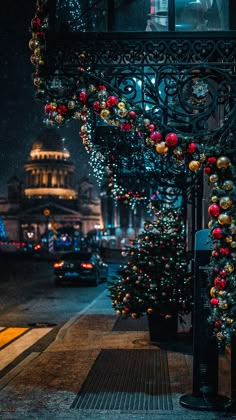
[187,143,197,153]
[129,111,136,119]
[215,320,222,328]
[214,277,227,289]
[220,270,227,277]
[31,17,41,29]
[106,96,118,107]
[121,123,132,131]
[212,228,223,239]
[204,167,211,174]
[149,124,155,132]
[220,247,230,255]
[93,101,101,112]
[150,131,162,142]
[79,91,87,103]
[165,132,178,146]
[57,104,67,115]
[208,204,220,217]
[210,298,219,306]
[207,157,217,165]
[44,103,57,114]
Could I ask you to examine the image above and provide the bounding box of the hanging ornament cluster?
[29,0,48,97]
[29,1,207,168]
[205,155,236,345]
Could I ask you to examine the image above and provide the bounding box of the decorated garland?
[30,0,236,346]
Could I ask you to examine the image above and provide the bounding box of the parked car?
[53,251,108,286]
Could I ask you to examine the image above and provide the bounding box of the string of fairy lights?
[30,0,236,346]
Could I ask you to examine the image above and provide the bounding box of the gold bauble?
[144,118,151,126]
[225,236,233,243]
[225,263,234,273]
[189,160,201,171]
[218,302,228,310]
[38,58,45,66]
[211,196,219,203]
[68,100,75,110]
[73,111,81,119]
[209,174,219,183]
[34,47,41,57]
[156,142,168,154]
[216,332,224,341]
[118,101,126,109]
[200,153,206,162]
[216,156,231,169]
[226,318,234,325]
[220,196,233,209]
[118,109,127,117]
[100,101,107,109]
[29,38,39,50]
[88,84,96,92]
[218,213,232,225]
[223,180,234,190]
[210,287,217,297]
[100,109,110,119]
[208,220,213,228]
[54,114,64,123]
[231,226,236,234]
[231,241,236,248]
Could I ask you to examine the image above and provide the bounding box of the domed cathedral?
[0,128,102,252]
[24,129,77,200]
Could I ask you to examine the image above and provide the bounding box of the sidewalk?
[0,290,235,419]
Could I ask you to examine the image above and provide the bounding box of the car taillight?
[80,262,94,269]
[53,261,64,268]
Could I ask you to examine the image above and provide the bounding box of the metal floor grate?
[112,316,149,331]
[71,349,173,411]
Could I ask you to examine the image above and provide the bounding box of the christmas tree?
[108,208,193,321]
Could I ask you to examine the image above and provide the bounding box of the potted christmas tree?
[108,208,193,342]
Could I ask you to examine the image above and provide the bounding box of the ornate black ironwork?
[43,31,236,150]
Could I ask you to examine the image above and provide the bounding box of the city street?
[0,253,120,377]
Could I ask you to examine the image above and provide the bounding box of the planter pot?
[147,310,178,343]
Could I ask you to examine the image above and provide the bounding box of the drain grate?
[112,316,148,331]
[71,349,172,410]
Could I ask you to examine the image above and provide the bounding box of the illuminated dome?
[24,129,77,199]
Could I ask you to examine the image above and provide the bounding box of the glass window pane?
[146,0,168,31]
[175,0,229,31]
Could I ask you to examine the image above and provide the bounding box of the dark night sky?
[0,0,97,196]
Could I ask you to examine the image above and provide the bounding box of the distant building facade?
[0,128,102,251]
